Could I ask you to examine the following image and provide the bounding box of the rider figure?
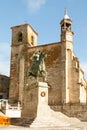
[28,50,47,81]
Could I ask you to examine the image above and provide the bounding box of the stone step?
[32,118,70,125]
[31,123,70,128]
[30,117,71,128]
[30,104,81,128]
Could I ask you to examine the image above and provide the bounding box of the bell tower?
[9,24,38,103]
[11,23,38,47]
[60,9,74,51]
[60,10,74,104]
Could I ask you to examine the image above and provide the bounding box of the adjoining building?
[0,74,9,99]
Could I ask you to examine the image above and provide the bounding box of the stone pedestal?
[38,82,49,106]
[30,82,80,128]
[37,82,50,118]
[22,81,49,119]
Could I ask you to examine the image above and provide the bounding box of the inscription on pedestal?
[41,92,46,97]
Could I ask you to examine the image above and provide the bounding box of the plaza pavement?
[0,123,87,130]
[1,111,87,129]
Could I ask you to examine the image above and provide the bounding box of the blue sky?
[0,0,87,78]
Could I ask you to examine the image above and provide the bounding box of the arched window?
[31,35,34,45]
[18,32,22,42]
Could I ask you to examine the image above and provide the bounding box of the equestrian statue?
[28,50,47,81]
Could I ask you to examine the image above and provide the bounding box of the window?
[0,95,3,99]
[31,35,34,45]
[18,32,22,42]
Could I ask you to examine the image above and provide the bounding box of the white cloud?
[81,63,87,79]
[26,0,46,13]
[0,43,10,76]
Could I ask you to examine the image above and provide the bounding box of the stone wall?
[22,86,38,118]
[50,104,87,121]
[70,56,80,103]
[26,43,64,105]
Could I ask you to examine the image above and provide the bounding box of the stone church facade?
[8,12,87,119]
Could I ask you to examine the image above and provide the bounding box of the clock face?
[66,34,73,41]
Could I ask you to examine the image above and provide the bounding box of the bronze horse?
[28,50,47,81]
